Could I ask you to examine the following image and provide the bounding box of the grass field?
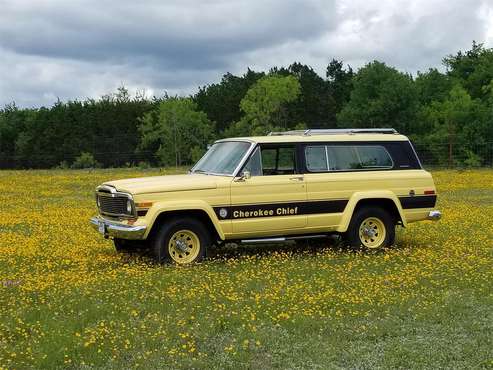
[0,168,492,369]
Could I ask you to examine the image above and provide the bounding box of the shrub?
[137,161,151,169]
[191,146,206,164]
[55,160,70,170]
[71,152,101,169]
[462,150,482,168]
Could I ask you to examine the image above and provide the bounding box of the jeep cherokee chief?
[90,128,441,264]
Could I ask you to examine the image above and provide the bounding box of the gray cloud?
[0,0,491,107]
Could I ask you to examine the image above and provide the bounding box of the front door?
[229,144,307,236]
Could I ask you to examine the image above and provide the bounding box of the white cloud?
[0,0,491,107]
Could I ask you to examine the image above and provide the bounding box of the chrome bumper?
[427,210,442,221]
[90,216,147,240]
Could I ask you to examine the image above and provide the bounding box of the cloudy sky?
[1,0,492,107]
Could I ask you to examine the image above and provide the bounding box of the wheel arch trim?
[144,200,225,240]
[336,191,407,233]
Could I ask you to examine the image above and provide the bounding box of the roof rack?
[268,128,398,136]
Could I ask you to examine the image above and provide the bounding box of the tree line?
[1,42,492,169]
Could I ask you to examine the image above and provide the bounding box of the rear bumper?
[90,216,147,240]
[427,210,442,221]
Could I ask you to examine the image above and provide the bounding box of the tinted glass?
[305,145,393,172]
[305,146,328,171]
[327,146,360,170]
[242,147,262,176]
[356,146,393,168]
[261,148,277,174]
[243,145,296,176]
[276,147,295,173]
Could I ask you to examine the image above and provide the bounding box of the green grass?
[0,169,492,369]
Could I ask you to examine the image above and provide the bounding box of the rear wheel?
[152,217,210,264]
[345,207,395,250]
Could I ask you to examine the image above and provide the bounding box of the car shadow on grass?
[209,237,345,260]
[111,235,425,265]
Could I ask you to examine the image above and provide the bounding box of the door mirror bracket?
[235,170,251,182]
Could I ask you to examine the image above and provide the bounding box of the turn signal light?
[424,190,435,195]
[136,202,153,208]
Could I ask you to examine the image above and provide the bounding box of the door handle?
[289,176,304,181]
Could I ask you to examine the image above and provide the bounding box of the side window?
[327,145,393,170]
[242,147,262,176]
[305,146,328,171]
[261,148,277,175]
[304,144,394,172]
[326,146,360,170]
[242,145,296,176]
[276,147,296,174]
[356,146,393,168]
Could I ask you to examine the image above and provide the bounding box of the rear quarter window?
[384,141,422,169]
[305,144,393,172]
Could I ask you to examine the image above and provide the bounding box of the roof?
[217,128,409,144]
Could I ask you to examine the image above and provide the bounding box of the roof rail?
[268,128,398,136]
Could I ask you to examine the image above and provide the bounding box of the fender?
[336,191,407,233]
[143,199,225,240]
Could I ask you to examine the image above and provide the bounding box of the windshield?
[191,141,252,175]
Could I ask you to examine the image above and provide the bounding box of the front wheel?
[152,217,210,264]
[345,207,395,250]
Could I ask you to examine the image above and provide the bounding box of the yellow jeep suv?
[90,128,441,264]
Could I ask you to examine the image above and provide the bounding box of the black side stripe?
[213,200,348,220]
[398,195,437,209]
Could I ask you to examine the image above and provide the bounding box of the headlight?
[126,199,133,214]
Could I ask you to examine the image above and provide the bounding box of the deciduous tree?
[227,75,301,136]
[138,97,213,167]
[337,61,418,133]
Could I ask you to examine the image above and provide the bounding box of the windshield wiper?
[192,169,208,174]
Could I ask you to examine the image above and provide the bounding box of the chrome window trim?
[325,145,330,171]
[191,171,236,177]
[232,141,256,177]
[239,146,263,177]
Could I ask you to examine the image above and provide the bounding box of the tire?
[114,238,143,253]
[151,217,210,264]
[345,206,395,250]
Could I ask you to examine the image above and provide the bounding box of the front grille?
[97,194,130,216]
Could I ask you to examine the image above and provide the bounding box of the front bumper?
[427,210,442,221]
[90,216,147,240]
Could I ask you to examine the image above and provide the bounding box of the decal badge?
[219,208,228,219]
[214,200,348,220]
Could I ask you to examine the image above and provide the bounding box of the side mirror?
[235,170,251,182]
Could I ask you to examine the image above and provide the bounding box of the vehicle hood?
[104,174,220,195]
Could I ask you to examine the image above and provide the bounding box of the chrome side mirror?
[235,170,251,182]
